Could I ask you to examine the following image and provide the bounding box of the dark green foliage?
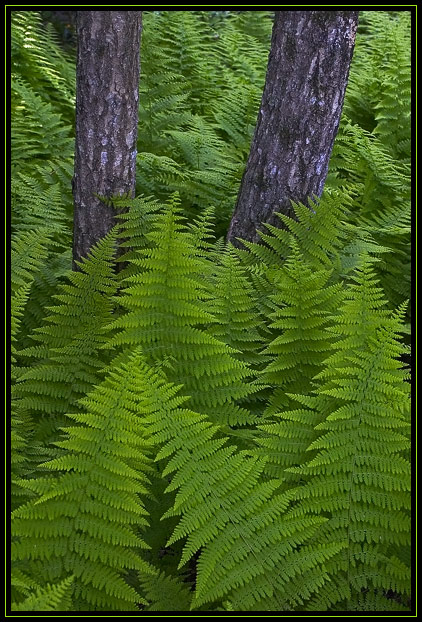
[11,78,74,174]
[11,11,75,116]
[13,233,118,470]
[136,11,271,236]
[140,571,193,611]
[11,229,51,295]
[12,172,71,238]
[329,11,411,319]
[11,9,75,350]
[10,10,411,613]
[11,175,73,346]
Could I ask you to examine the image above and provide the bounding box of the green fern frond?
[12,575,74,612]
[207,244,265,367]
[16,250,71,348]
[329,11,411,316]
[187,205,216,256]
[261,242,344,415]
[11,283,32,364]
[140,570,193,611]
[12,173,71,238]
[11,77,74,173]
[287,309,410,609]
[11,11,75,114]
[11,283,35,508]
[143,368,342,610]
[12,350,155,611]
[14,232,118,454]
[216,13,271,85]
[11,228,51,294]
[109,196,257,428]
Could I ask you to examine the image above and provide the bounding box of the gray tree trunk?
[72,11,142,267]
[227,10,359,244]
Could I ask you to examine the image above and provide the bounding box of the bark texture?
[227,10,358,244]
[72,11,142,267]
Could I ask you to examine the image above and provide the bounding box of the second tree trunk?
[227,10,359,244]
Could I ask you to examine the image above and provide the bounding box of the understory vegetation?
[10,10,411,612]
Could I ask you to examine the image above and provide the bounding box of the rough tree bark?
[227,10,359,244]
[72,11,142,267]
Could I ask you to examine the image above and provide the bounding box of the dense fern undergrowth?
[10,10,412,613]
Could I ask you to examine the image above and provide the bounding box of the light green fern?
[12,350,155,611]
[108,195,257,428]
[12,576,74,612]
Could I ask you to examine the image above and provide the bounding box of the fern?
[12,576,74,612]
[11,11,75,116]
[344,11,410,160]
[11,282,35,509]
[17,250,71,348]
[329,10,411,315]
[216,12,271,86]
[12,350,155,611]
[186,205,216,258]
[282,271,411,611]
[12,173,71,238]
[210,80,262,158]
[139,570,193,611]
[11,228,52,295]
[11,228,53,508]
[293,329,411,611]
[166,116,240,215]
[261,242,344,415]
[140,361,343,611]
[236,188,389,289]
[14,233,118,457]
[255,246,343,481]
[114,195,163,273]
[11,78,74,174]
[11,567,39,604]
[108,196,256,428]
[206,244,265,367]
[136,10,270,235]
[9,10,412,613]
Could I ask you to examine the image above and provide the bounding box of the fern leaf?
[12,350,156,611]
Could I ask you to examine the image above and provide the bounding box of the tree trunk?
[227,10,359,244]
[72,11,142,267]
